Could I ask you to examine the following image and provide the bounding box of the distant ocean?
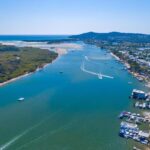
[0,35,69,41]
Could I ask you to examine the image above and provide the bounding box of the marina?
[119,121,150,145]
[130,89,150,110]
[118,89,150,149]
[118,111,150,124]
[134,101,150,110]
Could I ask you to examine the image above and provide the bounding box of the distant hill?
[70,32,150,43]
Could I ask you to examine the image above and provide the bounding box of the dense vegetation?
[0,45,58,83]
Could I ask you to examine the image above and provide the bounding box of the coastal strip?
[110,52,150,87]
[110,52,120,61]
[0,45,58,87]
[0,62,51,87]
[0,72,31,87]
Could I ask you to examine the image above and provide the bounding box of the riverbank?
[0,62,52,87]
[0,41,83,87]
[0,45,58,86]
[111,52,150,150]
[0,72,31,87]
[110,52,150,88]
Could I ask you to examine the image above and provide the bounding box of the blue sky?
[0,0,150,35]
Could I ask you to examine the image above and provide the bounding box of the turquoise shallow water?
[0,41,147,150]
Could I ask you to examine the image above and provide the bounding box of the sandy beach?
[0,41,83,56]
[110,52,120,61]
[0,73,31,87]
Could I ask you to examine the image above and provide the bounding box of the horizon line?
[0,31,150,36]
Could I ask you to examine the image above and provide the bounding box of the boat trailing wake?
[81,56,114,79]
[84,55,111,61]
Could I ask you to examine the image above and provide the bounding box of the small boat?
[18,97,25,101]
[118,114,124,119]
[128,82,132,84]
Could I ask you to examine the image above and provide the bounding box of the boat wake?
[0,111,63,150]
[0,130,28,150]
[81,56,114,80]
[85,55,111,61]
[15,121,75,150]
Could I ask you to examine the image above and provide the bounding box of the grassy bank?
[0,45,58,83]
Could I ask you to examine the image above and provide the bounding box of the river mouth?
[0,40,147,150]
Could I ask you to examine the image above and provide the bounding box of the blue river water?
[0,36,147,150]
